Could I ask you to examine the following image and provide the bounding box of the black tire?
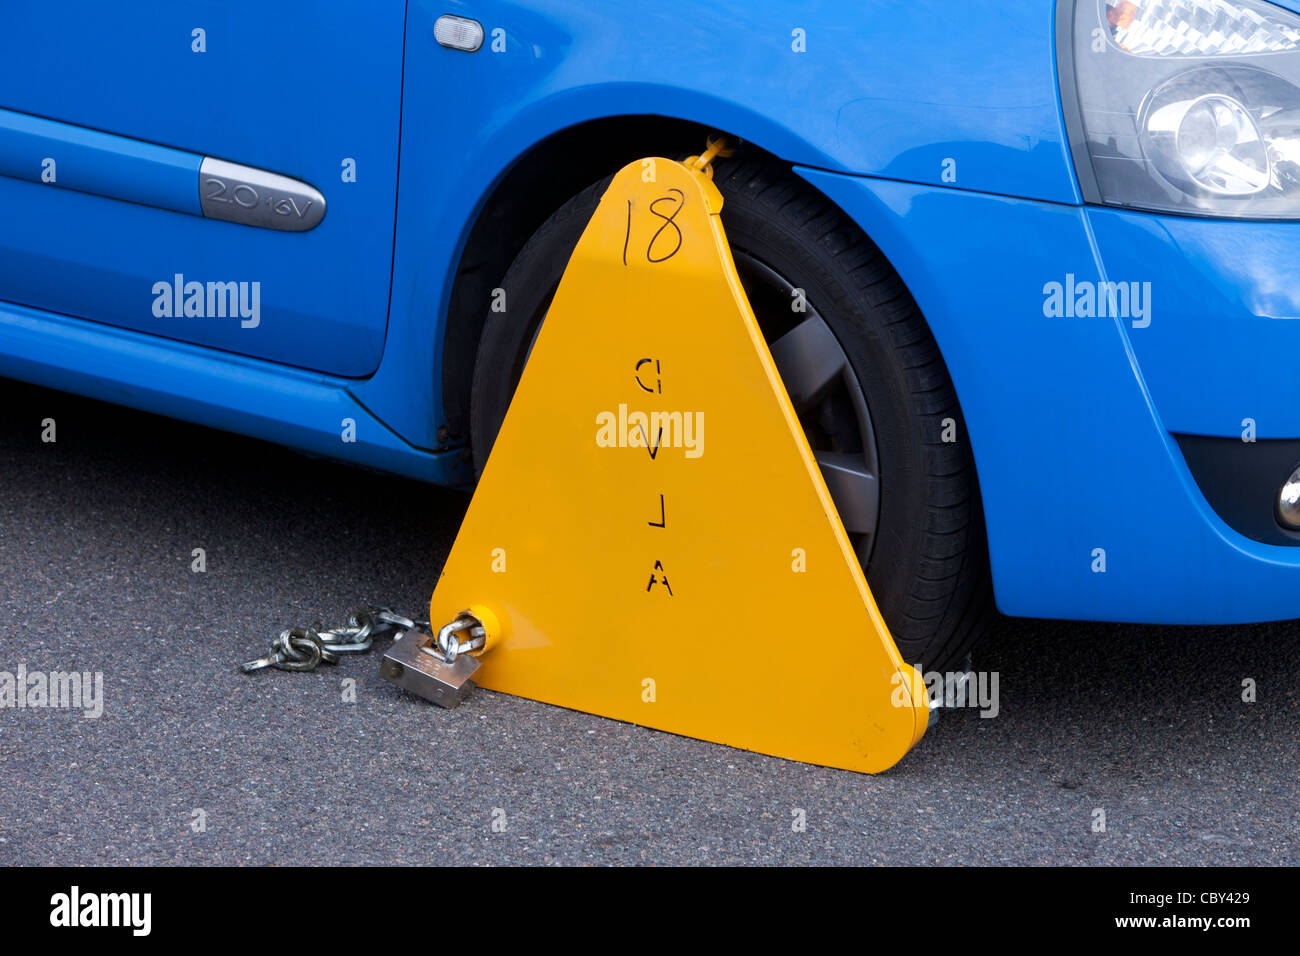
[470,155,993,670]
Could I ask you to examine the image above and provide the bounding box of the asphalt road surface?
[1,378,1295,866]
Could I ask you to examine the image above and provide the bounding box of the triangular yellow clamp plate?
[430,157,928,773]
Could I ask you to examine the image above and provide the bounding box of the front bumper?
[797,166,1300,625]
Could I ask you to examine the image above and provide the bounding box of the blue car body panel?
[800,170,1300,623]
[0,297,465,485]
[1086,208,1300,439]
[0,1,405,377]
[2,0,1299,624]
[0,109,202,215]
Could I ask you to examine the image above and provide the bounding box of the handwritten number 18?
[623,189,685,265]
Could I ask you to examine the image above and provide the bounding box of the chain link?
[240,605,431,674]
[429,614,487,664]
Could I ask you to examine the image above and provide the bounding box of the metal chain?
[240,605,430,674]
[428,614,487,664]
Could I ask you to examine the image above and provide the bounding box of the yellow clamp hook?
[684,135,736,178]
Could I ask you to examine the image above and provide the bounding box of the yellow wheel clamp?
[381,147,929,773]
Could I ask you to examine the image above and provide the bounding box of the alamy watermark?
[1043,274,1151,328]
[50,886,150,936]
[892,667,999,718]
[0,664,104,718]
[151,273,260,328]
[595,404,704,459]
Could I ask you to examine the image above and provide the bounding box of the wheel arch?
[437,110,984,532]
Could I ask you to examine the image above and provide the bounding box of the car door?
[0,1,405,377]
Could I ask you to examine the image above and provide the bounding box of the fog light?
[1279,465,1300,529]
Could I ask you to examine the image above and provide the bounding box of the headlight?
[1062,0,1300,217]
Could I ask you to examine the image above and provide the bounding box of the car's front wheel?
[470,155,992,670]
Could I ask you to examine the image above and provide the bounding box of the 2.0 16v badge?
[198,156,325,232]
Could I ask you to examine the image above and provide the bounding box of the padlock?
[379,630,480,708]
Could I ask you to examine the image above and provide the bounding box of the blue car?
[3,0,1299,669]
